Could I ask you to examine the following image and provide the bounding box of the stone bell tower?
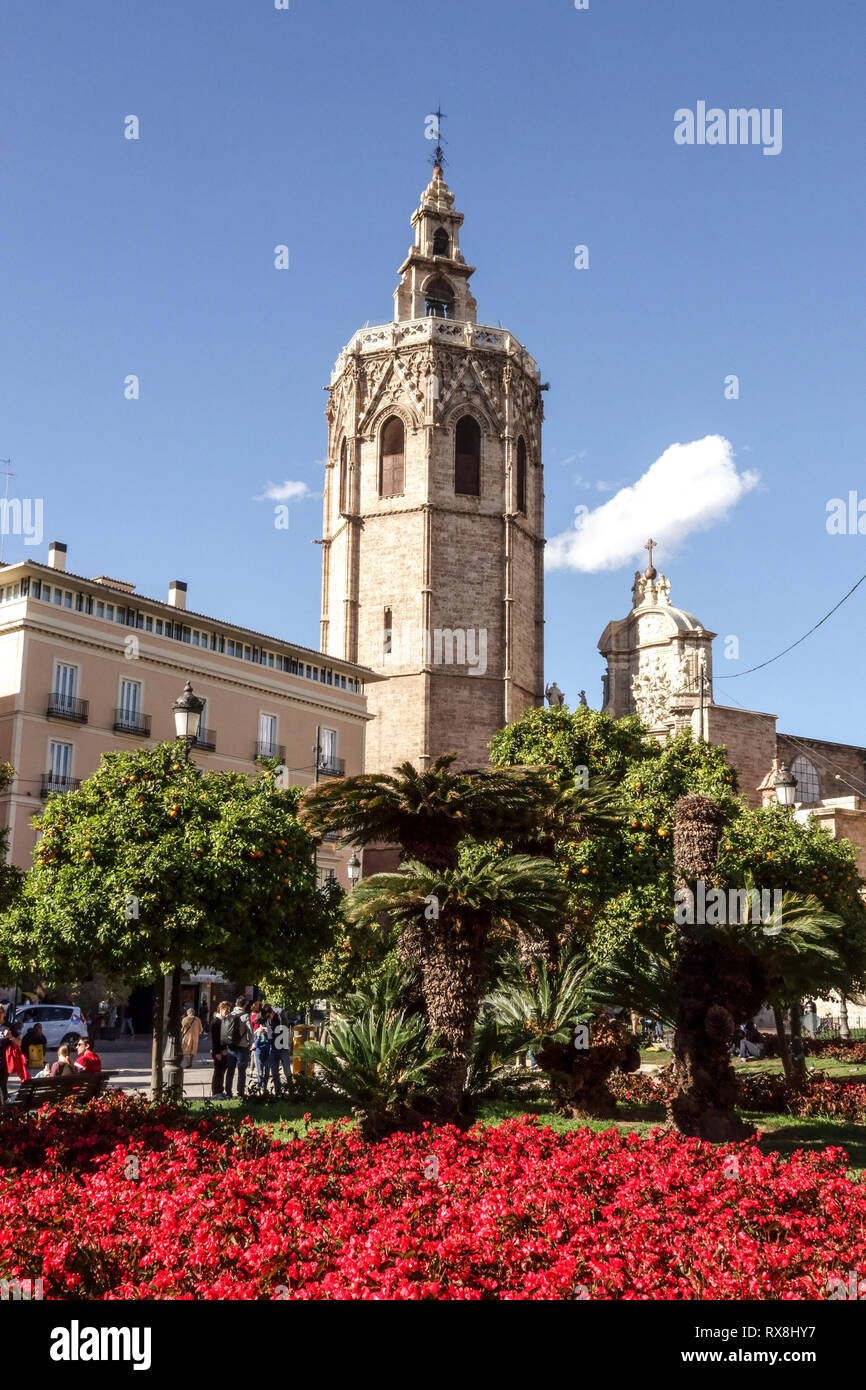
[320,161,545,772]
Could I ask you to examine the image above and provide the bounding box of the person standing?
[267,1006,293,1096]
[210,1000,230,1098]
[181,1006,203,1068]
[120,1003,135,1037]
[803,999,819,1037]
[222,998,252,1099]
[253,1006,272,1090]
[21,1020,46,1074]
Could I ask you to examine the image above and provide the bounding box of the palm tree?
[344,853,565,1122]
[732,885,844,1079]
[300,753,555,870]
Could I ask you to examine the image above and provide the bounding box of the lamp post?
[162,682,205,1100]
[347,852,362,887]
[774,762,798,810]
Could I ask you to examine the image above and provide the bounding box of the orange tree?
[0,740,340,1095]
[489,706,738,969]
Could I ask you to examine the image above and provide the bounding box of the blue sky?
[3,0,865,754]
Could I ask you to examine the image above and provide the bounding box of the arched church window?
[790,755,821,804]
[379,416,405,497]
[432,228,449,258]
[455,416,481,496]
[516,436,527,514]
[338,438,348,513]
[424,277,454,319]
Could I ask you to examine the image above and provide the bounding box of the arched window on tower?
[790,755,821,805]
[432,228,450,258]
[379,416,405,497]
[338,438,348,513]
[455,416,481,496]
[424,276,455,319]
[516,436,527,514]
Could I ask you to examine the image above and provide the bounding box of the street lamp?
[347,852,362,886]
[172,680,205,746]
[774,762,798,809]
[163,681,205,1101]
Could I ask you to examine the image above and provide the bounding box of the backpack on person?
[222,1011,248,1048]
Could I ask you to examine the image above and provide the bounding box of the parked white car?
[11,1004,88,1048]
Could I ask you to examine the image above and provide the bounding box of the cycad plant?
[345,852,566,1122]
[303,1009,444,1143]
[487,950,635,1117]
[301,753,554,870]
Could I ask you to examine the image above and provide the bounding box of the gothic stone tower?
[320,164,545,771]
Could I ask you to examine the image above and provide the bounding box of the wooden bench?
[10,1071,118,1111]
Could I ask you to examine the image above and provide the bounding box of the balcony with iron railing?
[317,754,346,778]
[41,772,81,797]
[193,727,217,752]
[254,741,285,762]
[46,693,89,724]
[113,708,152,738]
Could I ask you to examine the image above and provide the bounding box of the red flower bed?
[611,1068,866,1122]
[1,1096,864,1300]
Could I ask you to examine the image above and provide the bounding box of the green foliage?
[343,853,566,941]
[300,752,560,870]
[717,805,866,990]
[487,951,596,1055]
[302,1011,445,1131]
[0,740,341,990]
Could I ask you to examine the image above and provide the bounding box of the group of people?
[0,1003,102,1104]
[207,997,296,1099]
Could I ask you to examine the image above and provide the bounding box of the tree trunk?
[789,1003,807,1078]
[162,965,184,1101]
[151,973,165,1099]
[414,922,487,1125]
[667,795,753,1142]
[773,1006,794,1079]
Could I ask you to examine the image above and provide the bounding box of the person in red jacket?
[73,1037,102,1073]
[2,1026,28,1097]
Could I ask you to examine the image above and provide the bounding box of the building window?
[48,740,73,782]
[145,616,153,632]
[338,438,348,513]
[455,415,481,496]
[119,679,141,721]
[424,276,454,318]
[383,607,392,658]
[379,416,405,497]
[432,228,449,257]
[791,756,821,804]
[258,713,278,758]
[53,663,79,712]
[516,436,527,514]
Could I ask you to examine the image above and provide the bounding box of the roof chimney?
[168,580,187,611]
[48,541,67,572]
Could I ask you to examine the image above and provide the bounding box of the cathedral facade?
[319,164,545,772]
[598,558,866,870]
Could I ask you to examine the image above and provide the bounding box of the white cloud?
[255,480,311,503]
[545,435,758,573]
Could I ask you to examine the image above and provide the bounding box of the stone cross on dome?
[644,537,658,579]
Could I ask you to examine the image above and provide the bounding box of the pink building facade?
[0,543,375,885]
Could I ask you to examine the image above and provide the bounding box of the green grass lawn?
[639,1048,865,1080]
[189,1093,866,1174]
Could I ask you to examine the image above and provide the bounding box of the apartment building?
[0,542,377,885]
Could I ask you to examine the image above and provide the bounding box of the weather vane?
[431,105,447,170]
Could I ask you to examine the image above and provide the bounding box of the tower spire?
[431,105,447,171]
